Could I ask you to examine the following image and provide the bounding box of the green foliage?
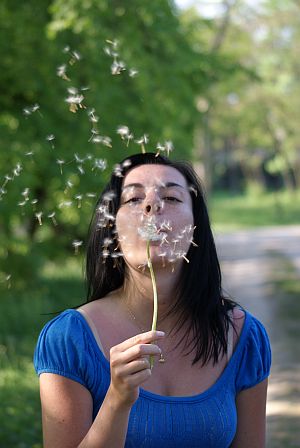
[0,0,242,280]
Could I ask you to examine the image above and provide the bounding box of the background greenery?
[1,0,299,446]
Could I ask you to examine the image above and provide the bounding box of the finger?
[120,357,151,376]
[116,330,165,352]
[117,343,162,364]
[126,368,152,387]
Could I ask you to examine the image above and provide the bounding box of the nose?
[144,192,162,216]
[144,202,161,215]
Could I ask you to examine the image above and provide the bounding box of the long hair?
[85,152,236,365]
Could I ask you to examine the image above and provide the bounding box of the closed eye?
[123,197,143,204]
[162,197,182,203]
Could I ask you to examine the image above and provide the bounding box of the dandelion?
[72,240,83,255]
[46,134,55,148]
[35,212,43,226]
[48,212,57,226]
[138,218,167,242]
[56,159,65,174]
[135,135,149,154]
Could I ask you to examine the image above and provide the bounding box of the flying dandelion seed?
[92,158,107,172]
[77,165,85,175]
[35,212,43,226]
[106,39,119,49]
[64,180,73,194]
[63,45,71,53]
[102,191,116,202]
[86,192,96,198]
[48,212,57,226]
[59,201,73,208]
[117,125,134,146]
[91,135,112,147]
[111,60,126,75]
[46,134,55,148]
[57,64,70,81]
[155,142,165,157]
[135,135,149,153]
[75,194,83,208]
[56,159,65,174]
[22,103,41,117]
[74,153,85,164]
[129,68,139,77]
[21,188,30,201]
[25,151,34,159]
[113,164,123,177]
[122,159,132,168]
[165,141,174,156]
[70,50,81,64]
[87,108,99,123]
[72,240,83,254]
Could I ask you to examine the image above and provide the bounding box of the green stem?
[146,240,158,368]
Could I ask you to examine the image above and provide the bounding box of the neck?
[120,261,183,334]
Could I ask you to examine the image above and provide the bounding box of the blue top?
[34,309,271,448]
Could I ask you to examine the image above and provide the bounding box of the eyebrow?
[122,182,185,191]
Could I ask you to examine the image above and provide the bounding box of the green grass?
[0,258,85,447]
[209,188,300,232]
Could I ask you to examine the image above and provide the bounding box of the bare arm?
[39,330,164,448]
[231,378,268,448]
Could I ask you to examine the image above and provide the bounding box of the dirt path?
[215,226,300,448]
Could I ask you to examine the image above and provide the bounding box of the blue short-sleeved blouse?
[34,309,271,448]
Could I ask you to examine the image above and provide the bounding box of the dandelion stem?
[147,240,158,369]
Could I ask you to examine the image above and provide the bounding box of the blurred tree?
[0,0,239,282]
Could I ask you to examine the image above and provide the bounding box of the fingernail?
[156,331,165,336]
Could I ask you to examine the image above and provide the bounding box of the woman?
[34,152,271,447]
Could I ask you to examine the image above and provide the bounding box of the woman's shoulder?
[231,307,272,391]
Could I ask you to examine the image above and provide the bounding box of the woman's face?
[116,164,194,270]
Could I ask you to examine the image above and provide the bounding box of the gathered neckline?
[68,308,250,403]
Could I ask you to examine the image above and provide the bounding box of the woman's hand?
[108,330,165,408]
